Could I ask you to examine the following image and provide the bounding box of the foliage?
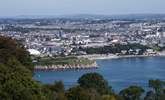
[119,86,144,100]
[44,81,65,93]
[66,86,101,100]
[0,36,33,72]
[144,91,156,100]
[152,46,161,51]
[0,36,47,100]
[102,95,116,100]
[55,93,68,100]
[149,79,165,94]
[144,79,165,100]
[78,72,112,95]
[80,43,150,55]
[34,56,95,66]
[42,81,66,100]
[0,58,46,100]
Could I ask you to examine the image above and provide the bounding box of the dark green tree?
[102,95,116,100]
[45,81,65,93]
[78,72,112,95]
[66,86,101,100]
[149,79,165,95]
[0,36,47,100]
[42,81,66,100]
[0,36,33,72]
[144,91,156,100]
[144,79,165,100]
[66,86,90,100]
[119,86,144,100]
[0,58,46,100]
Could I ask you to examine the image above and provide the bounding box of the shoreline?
[78,53,165,60]
[35,52,165,71]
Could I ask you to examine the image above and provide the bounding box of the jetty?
[35,62,98,71]
[34,56,98,71]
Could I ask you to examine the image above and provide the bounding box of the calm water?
[34,57,165,92]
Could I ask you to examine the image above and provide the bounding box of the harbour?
[34,56,165,92]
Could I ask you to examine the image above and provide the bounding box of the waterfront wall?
[35,62,98,71]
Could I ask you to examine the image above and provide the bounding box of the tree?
[55,93,68,100]
[0,58,46,100]
[149,79,165,95]
[45,81,65,93]
[42,81,66,100]
[144,91,156,100]
[78,72,112,95]
[144,79,165,100]
[102,95,116,100]
[66,86,90,100]
[119,86,144,100]
[86,88,102,100]
[0,36,33,72]
[0,36,47,100]
[66,86,101,100]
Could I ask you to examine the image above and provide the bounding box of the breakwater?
[35,62,98,71]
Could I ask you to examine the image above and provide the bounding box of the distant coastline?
[34,52,165,71]
[78,52,165,60]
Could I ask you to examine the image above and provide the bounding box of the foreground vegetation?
[0,36,165,100]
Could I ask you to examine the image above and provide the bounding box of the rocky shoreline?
[35,52,165,71]
[35,62,98,71]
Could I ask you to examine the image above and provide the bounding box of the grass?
[34,56,95,66]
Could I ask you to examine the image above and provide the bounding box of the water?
[34,56,165,92]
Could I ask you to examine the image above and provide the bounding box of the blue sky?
[0,0,165,16]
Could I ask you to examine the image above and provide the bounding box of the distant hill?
[57,14,165,20]
[1,14,165,20]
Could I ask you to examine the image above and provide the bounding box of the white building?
[28,49,41,56]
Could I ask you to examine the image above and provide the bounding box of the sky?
[0,0,165,17]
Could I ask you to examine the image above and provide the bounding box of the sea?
[34,56,165,92]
